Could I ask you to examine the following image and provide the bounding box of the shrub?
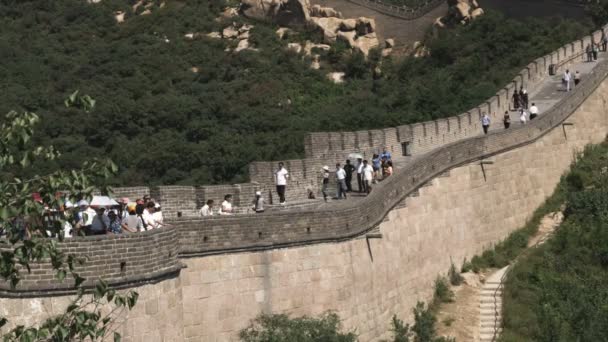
[448,261,464,286]
[433,276,454,305]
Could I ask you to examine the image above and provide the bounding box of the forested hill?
[0,0,594,186]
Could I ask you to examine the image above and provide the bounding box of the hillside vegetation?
[500,140,608,341]
[0,0,593,185]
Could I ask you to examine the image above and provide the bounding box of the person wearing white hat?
[75,199,96,235]
[152,202,164,227]
[253,191,265,213]
[321,166,330,202]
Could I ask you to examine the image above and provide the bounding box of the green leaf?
[57,270,66,282]
[114,332,121,342]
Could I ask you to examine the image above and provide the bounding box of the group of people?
[320,148,394,202]
[68,195,164,237]
[480,101,541,134]
[562,69,581,92]
[199,192,266,217]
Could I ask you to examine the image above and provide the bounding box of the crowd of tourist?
[57,195,164,238]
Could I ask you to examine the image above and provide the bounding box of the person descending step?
[503,111,511,129]
[252,191,265,213]
[274,162,289,205]
[519,108,528,125]
[563,69,572,92]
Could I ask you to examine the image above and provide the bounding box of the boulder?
[190,66,200,73]
[337,31,356,47]
[132,0,143,11]
[184,33,195,40]
[87,0,102,3]
[340,19,357,31]
[310,55,320,69]
[221,7,239,19]
[471,7,484,19]
[235,39,250,52]
[303,41,330,55]
[287,43,303,54]
[238,30,250,39]
[276,27,292,39]
[311,5,342,18]
[206,32,222,39]
[223,26,239,39]
[355,17,375,35]
[114,11,125,23]
[382,48,392,57]
[242,0,311,26]
[327,72,345,84]
[353,32,379,57]
[310,17,344,43]
[140,9,152,15]
[385,38,394,48]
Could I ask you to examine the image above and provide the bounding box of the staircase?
[479,266,509,342]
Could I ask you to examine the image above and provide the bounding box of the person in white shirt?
[90,207,110,235]
[152,203,164,226]
[321,166,330,202]
[219,195,233,215]
[481,113,491,135]
[335,163,347,199]
[362,160,374,194]
[529,103,539,120]
[519,109,527,125]
[356,158,364,193]
[563,69,572,92]
[75,199,96,235]
[122,203,143,232]
[200,199,214,217]
[252,191,265,213]
[275,162,289,204]
[142,202,160,230]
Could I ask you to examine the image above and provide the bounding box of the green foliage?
[238,312,357,342]
[586,0,608,26]
[433,277,454,306]
[500,140,608,341]
[0,99,137,340]
[0,2,593,186]
[448,261,463,286]
[389,315,412,342]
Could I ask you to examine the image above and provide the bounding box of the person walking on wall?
[574,70,581,86]
[586,44,593,62]
[252,191,265,213]
[529,103,539,120]
[335,163,347,199]
[344,159,355,192]
[380,146,392,162]
[592,43,598,61]
[481,112,491,135]
[356,158,364,193]
[512,91,520,110]
[563,69,572,92]
[519,109,527,125]
[275,162,289,204]
[321,166,330,202]
[372,154,381,184]
[521,89,529,109]
[503,111,511,129]
[200,199,214,217]
[362,160,374,195]
[603,33,608,52]
[219,195,233,215]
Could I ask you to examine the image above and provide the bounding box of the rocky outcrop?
[311,4,342,18]
[435,0,484,28]
[309,16,381,57]
[327,72,345,84]
[241,0,311,26]
[201,23,257,53]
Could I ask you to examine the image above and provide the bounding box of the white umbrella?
[348,152,364,160]
[90,196,119,208]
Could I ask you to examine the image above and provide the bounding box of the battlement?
[2,27,607,296]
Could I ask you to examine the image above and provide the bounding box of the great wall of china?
[1,17,608,342]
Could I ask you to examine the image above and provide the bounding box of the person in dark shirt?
[344,159,355,192]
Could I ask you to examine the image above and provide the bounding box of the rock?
[160,2,166,8]
[238,31,250,39]
[382,48,392,57]
[311,5,342,18]
[221,7,239,19]
[223,26,239,39]
[241,0,310,26]
[190,66,200,73]
[310,55,320,69]
[303,41,331,55]
[385,38,394,48]
[87,0,102,3]
[327,72,345,84]
[132,0,143,11]
[461,272,481,288]
[206,32,222,39]
[140,9,152,15]
[276,27,292,39]
[287,43,303,54]
[355,17,375,35]
[434,17,446,28]
[184,33,195,40]
[235,39,250,52]
[471,7,484,19]
[455,1,471,20]
[337,31,356,47]
[340,19,357,31]
[310,17,343,43]
[353,32,379,57]
[115,11,125,23]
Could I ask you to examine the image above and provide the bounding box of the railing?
[345,0,444,20]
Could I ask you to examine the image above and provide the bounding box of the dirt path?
[435,210,564,341]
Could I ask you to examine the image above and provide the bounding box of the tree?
[0,95,138,341]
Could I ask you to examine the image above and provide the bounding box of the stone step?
[480,327,502,334]
[480,296,503,304]
[480,302,501,309]
[480,308,500,316]
[481,320,500,328]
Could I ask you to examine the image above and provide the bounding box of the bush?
[448,261,463,286]
[433,277,454,306]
